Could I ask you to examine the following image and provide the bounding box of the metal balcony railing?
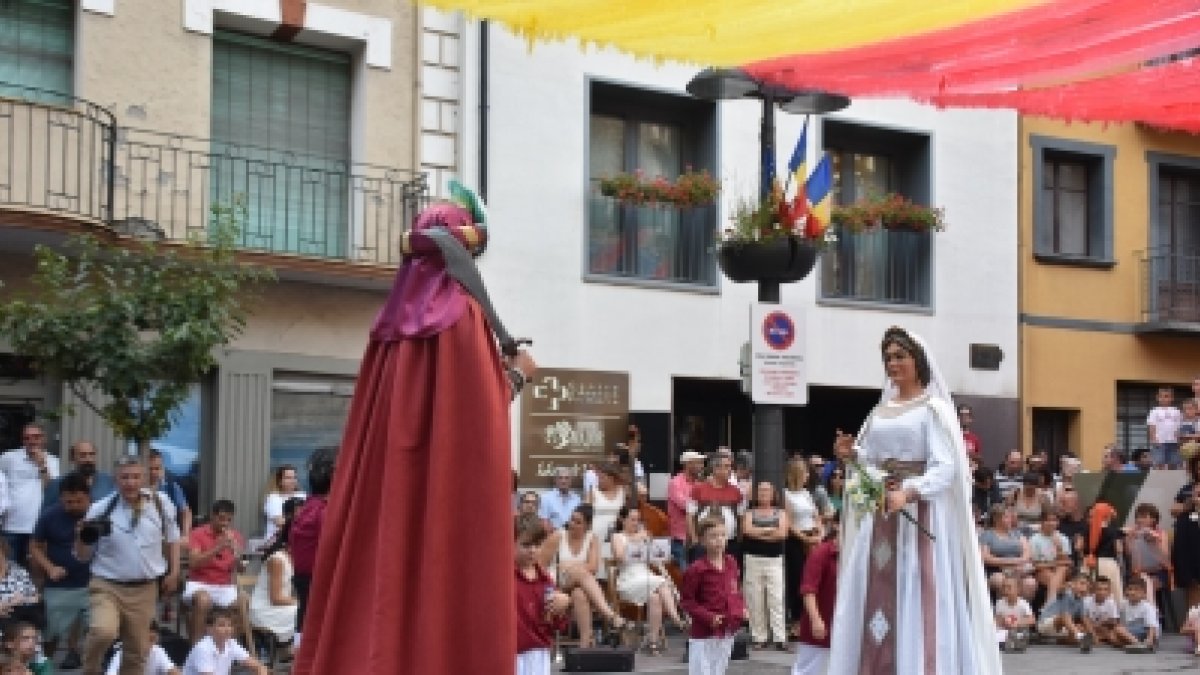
[1141,248,1200,324]
[0,82,427,267]
[0,82,116,223]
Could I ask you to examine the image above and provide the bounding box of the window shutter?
[0,0,73,98]
[210,31,352,257]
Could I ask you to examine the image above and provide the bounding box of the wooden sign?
[519,368,629,488]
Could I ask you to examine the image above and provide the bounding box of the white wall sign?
[750,303,807,405]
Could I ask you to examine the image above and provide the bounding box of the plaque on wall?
[519,369,629,488]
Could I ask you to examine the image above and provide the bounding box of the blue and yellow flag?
[786,117,809,185]
[805,153,833,237]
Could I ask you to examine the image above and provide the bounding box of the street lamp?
[687,68,849,492]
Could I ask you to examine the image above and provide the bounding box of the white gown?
[828,395,1001,675]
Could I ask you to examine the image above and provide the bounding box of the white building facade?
[438,16,1020,478]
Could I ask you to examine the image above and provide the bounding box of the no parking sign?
[750,303,807,405]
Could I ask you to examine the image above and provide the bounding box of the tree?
[0,201,273,459]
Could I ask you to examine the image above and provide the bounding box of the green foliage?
[0,199,273,450]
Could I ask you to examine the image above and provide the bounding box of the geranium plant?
[598,167,719,208]
[722,180,830,245]
[831,193,945,233]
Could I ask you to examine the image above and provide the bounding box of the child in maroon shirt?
[681,518,746,675]
[515,516,570,675]
[793,526,839,674]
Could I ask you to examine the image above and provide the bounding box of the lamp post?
[687,68,849,492]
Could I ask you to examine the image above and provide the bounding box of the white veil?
[839,329,1002,674]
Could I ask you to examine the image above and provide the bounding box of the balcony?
[1139,248,1200,333]
[0,83,426,281]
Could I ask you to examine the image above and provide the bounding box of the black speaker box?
[561,645,636,672]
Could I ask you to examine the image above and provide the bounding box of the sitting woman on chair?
[539,505,626,647]
[249,497,303,660]
[610,506,687,655]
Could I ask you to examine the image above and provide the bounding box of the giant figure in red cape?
[294,183,530,674]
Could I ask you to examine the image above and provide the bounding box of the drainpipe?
[478,20,489,201]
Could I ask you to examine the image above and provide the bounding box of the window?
[270,375,354,488]
[1030,136,1115,265]
[210,31,352,258]
[0,0,73,98]
[1115,382,1190,452]
[587,81,717,287]
[1146,159,1200,323]
[820,121,932,306]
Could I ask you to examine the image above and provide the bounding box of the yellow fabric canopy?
[418,0,1047,65]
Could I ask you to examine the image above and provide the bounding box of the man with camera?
[74,456,181,675]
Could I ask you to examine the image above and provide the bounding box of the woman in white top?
[250,497,302,653]
[783,457,823,635]
[611,506,685,656]
[263,465,306,542]
[536,505,626,647]
[585,463,627,579]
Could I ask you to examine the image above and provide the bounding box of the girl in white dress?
[611,507,686,655]
[829,327,1001,675]
[586,464,627,580]
[250,497,302,656]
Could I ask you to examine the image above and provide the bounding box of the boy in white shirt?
[1037,572,1093,652]
[1146,387,1183,468]
[106,622,180,674]
[994,576,1035,652]
[1082,576,1139,650]
[1120,578,1159,653]
[182,608,268,675]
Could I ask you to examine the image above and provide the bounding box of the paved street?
[568,635,1199,674]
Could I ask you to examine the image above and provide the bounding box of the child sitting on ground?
[1082,576,1141,651]
[1182,602,1200,655]
[181,608,268,675]
[106,621,180,674]
[680,517,745,675]
[1120,577,1159,653]
[994,575,1035,652]
[1,622,49,675]
[1037,572,1094,653]
[514,515,570,675]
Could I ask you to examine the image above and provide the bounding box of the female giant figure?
[829,327,1001,674]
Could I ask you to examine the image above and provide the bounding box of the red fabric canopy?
[744,0,1200,132]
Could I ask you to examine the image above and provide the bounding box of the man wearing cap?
[539,467,580,529]
[668,450,706,570]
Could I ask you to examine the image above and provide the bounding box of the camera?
[79,518,113,545]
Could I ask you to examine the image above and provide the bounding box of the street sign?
[750,303,807,405]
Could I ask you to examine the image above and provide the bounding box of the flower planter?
[717,237,820,283]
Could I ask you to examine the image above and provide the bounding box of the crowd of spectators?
[510,389,1200,665]
[0,422,336,674]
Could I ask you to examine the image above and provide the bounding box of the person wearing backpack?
[74,456,181,675]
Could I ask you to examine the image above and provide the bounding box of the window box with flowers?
[592,168,720,286]
[822,193,946,307]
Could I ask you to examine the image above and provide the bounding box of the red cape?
[293,299,515,673]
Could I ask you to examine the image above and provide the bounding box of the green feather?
[449,179,487,225]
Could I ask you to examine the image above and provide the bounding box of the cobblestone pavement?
[563,634,1199,674]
